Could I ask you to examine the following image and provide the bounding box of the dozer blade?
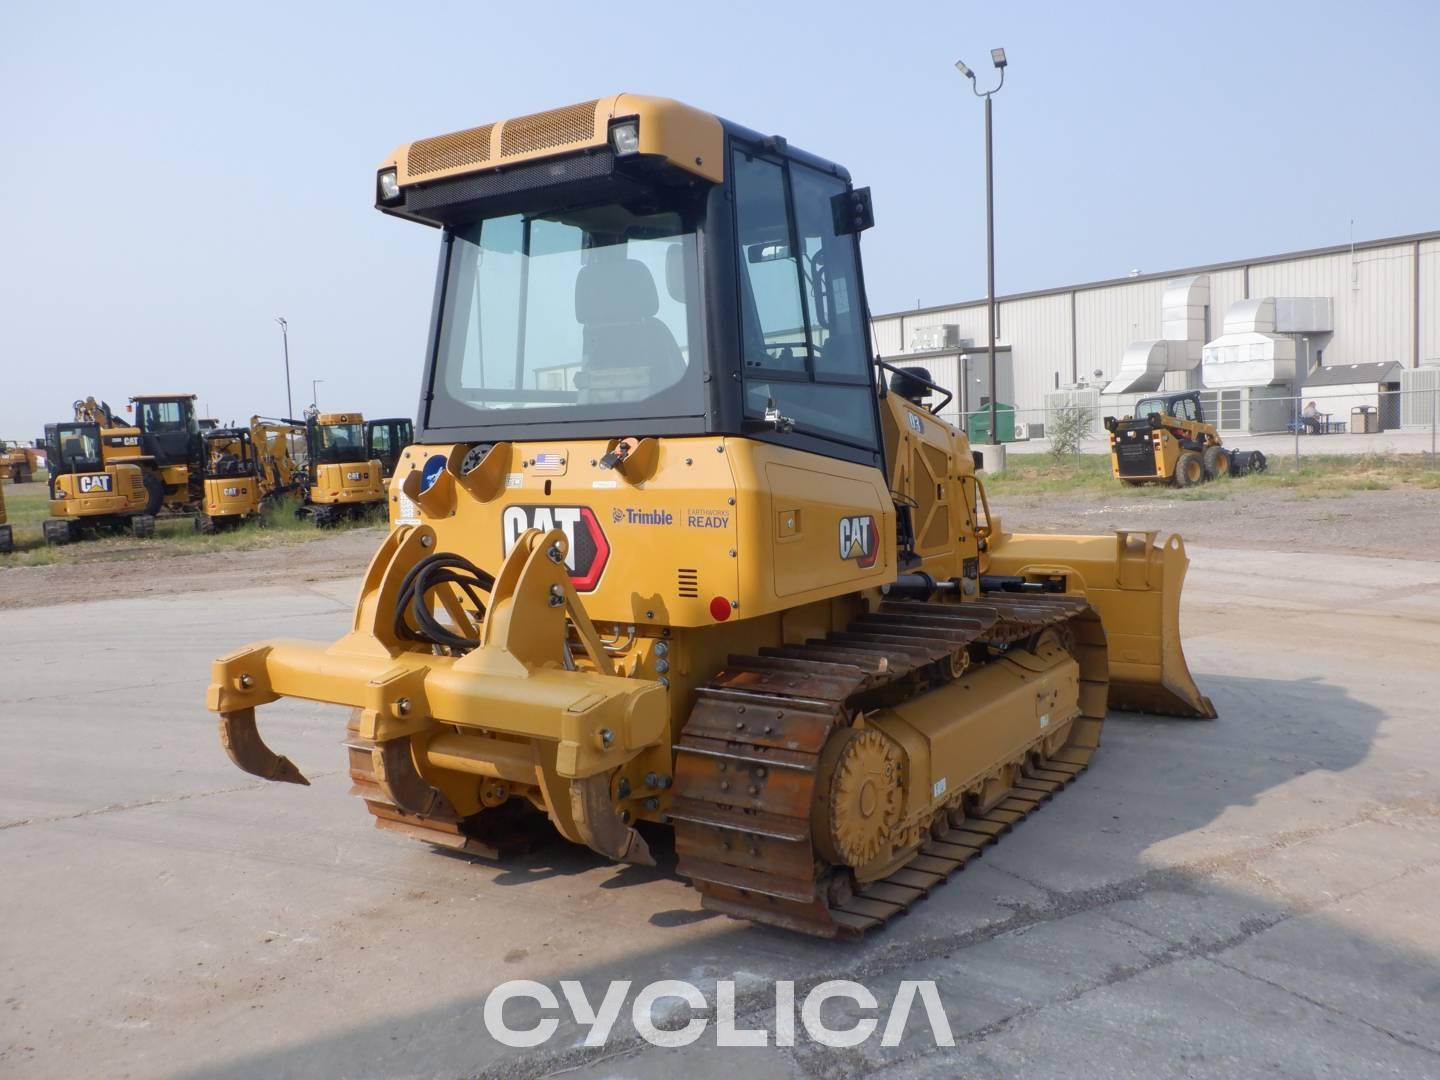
[219,707,311,785]
[985,529,1216,719]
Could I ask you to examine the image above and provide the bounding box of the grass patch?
[1,485,384,569]
[986,452,1440,499]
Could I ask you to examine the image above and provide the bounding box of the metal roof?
[1302,362,1402,387]
[873,229,1440,321]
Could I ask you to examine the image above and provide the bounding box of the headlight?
[609,120,640,157]
[377,167,401,204]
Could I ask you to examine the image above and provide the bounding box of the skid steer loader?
[1104,391,1267,486]
[196,417,306,532]
[208,95,1215,938]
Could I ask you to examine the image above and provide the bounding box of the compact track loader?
[43,394,203,543]
[196,417,305,532]
[296,412,388,526]
[208,95,1215,938]
[1104,391,1266,486]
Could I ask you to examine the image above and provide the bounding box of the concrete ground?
[2,544,1438,1079]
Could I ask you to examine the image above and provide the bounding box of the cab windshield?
[1135,398,1167,418]
[312,423,366,465]
[427,200,703,429]
[50,424,101,471]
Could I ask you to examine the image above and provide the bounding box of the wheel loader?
[43,394,203,543]
[208,94,1215,939]
[196,417,306,532]
[1103,390,1266,486]
[296,412,388,526]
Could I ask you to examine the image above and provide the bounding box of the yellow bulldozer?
[44,394,204,543]
[196,417,306,532]
[1104,391,1267,486]
[208,95,1215,939]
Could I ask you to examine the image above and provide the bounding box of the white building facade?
[871,230,1440,434]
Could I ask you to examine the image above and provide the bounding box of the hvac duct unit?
[1103,275,1209,394]
[910,324,963,352]
[1400,365,1440,430]
[1200,297,1329,389]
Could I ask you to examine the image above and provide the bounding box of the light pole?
[956,47,1007,445]
[275,316,294,420]
[311,378,324,410]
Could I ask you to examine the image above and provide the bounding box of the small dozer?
[196,417,306,532]
[296,412,387,526]
[208,95,1215,938]
[43,393,204,543]
[1104,390,1266,486]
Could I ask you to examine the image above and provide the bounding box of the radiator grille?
[407,123,494,177]
[499,100,599,157]
[127,472,145,497]
[677,569,700,598]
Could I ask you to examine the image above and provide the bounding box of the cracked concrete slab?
[1,543,1437,1079]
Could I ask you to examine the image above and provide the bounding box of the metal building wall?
[871,233,1437,415]
[1074,280,1166,384]
[1420,238,1440,365]
[996,292,1072,406]
[1247,244,1415,367]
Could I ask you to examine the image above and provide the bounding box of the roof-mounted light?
[609,119,640,157]
[377,167,401,205]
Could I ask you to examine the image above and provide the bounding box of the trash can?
[1349,406,1378,434]
[967,403,1017,443]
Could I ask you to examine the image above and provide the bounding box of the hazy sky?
[3,0,1436,437]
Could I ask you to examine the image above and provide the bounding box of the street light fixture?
[956,47,1007,446]
[275,316,294,420]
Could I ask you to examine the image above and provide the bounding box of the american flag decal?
[532,452,566,474]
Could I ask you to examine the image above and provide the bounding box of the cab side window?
[732,144,878,450]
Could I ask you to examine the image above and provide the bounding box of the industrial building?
[871,229,1440,436]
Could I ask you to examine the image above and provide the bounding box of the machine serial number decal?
[501,505,610,591]
[838,514,879,568]
[907,413,925,434]
[504,473,523,488]
[78,474,112,493]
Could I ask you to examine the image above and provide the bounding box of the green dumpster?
[967,403,1017,443]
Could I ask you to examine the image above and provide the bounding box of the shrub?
[1048,403,1094,459]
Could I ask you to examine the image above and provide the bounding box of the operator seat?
[573,259,684,402]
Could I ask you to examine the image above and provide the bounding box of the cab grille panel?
[499,100,599,157]
[407,123,495,177]
[678,569,700,598]
[127,473,145,497]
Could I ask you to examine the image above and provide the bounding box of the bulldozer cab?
[44,422,103,475]
[1135,391,1205,426]
[365,417,413,478]
[385,98,883,470]
[131,395,200,468]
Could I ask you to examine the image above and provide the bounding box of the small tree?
[1049,402,1094,460]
